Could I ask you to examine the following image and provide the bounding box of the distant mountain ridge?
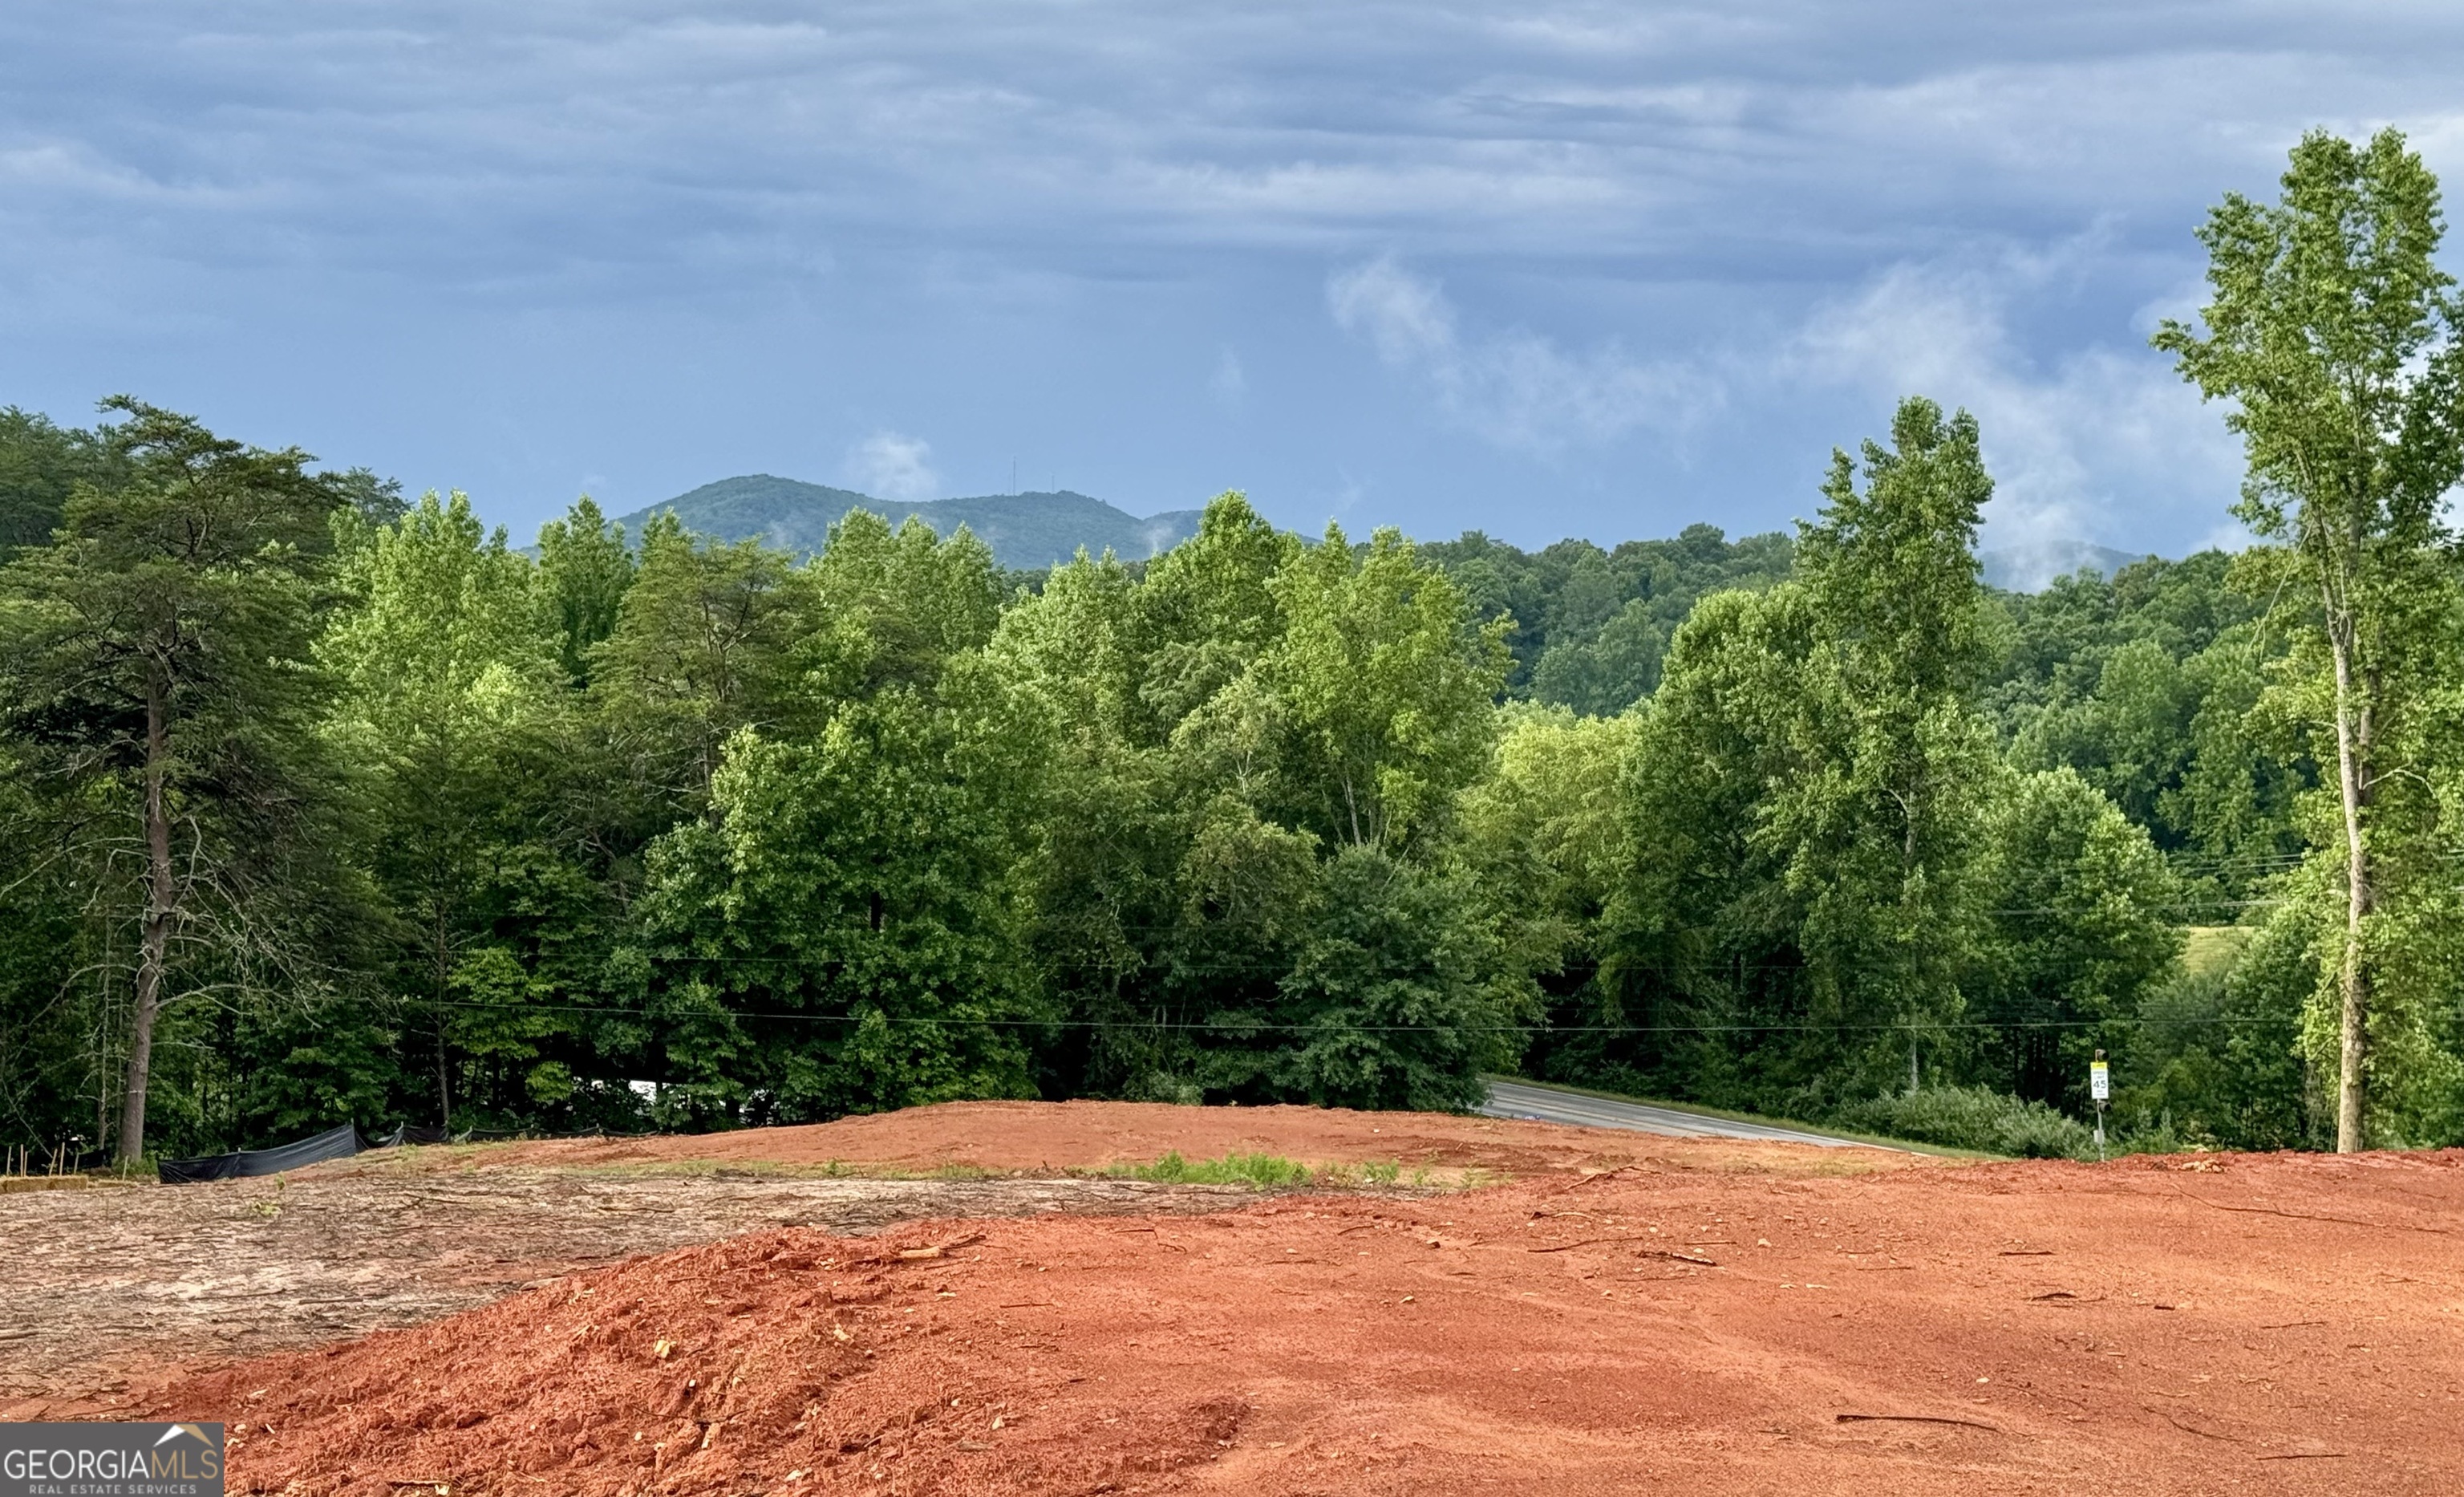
[611,473,1203,570]
[615,473,2152,593]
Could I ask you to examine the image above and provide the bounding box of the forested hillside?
[3,129,2459,1163]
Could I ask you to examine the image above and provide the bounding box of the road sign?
[2089,1060,2110,1101]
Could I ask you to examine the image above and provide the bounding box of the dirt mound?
[158,1146,2464,1495]
[334,1097,1923,1180]
[0,1172,1262,1417]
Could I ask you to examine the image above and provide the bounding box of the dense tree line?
[4,128,2461,1162]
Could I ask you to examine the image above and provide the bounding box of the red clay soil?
[354,1097,1923,1180]
[161,1143,2463,1495]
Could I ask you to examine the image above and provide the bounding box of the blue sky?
[3,3,2460,559]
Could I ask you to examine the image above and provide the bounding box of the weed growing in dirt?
[1108,1153,1449,1189]
[1116,1151,1316,1187]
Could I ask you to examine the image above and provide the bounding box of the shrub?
[1832,1085,2094,1158]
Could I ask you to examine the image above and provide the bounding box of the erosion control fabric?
[156,1123,468,1183]
[156,1123,367,1184]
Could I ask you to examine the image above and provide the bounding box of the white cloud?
[1327,256,1717,455]
[844,430,940,502]
[1210,345,1246,407]
[1785,255,2243,558]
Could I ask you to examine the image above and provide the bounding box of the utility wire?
[424,995,2300,1036]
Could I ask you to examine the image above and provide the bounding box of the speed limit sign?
[2089,1059,2110,1101]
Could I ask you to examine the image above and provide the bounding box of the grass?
[1105,1151,1452,1190]
[1112,1150,1316,1187]
[1482,1074,1999,1159]
[321,1142,1458,1191]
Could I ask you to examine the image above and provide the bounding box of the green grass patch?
[1109,1150,1317,1187]
[1104,1151,1449,1189]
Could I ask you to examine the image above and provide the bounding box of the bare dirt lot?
[4,1101,2459,1495]
[367,1097,1922,1181]
[0,1170,1263,1418]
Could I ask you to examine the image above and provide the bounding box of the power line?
[424,995,2300,1037]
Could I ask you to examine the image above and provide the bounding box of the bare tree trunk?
[117,671,176,1164]
[2327,609,2370,1153]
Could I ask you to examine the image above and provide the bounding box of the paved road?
[1477,1078,1888,1150]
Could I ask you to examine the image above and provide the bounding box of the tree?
[1783,396,1999,1085]
[2155,128,2464,1150]
[1598,398,1999,1113]
[1270,846,1532,1111]
[320,490,566,1126]
[1240,524,1510,852]
[591,511,811,813]
[0,408,124,562]
[535,497,635,687]
[1972,768,2179,1107]
[0,400,347,1160]
[628,519,1046,1122]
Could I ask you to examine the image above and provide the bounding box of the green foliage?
[592,509,813,810]
[1116,1150,1316,1187]
[0,407,124,562]
[535,497,635,686]
[633,678,1049,1122]
[1457,707,1635,997]
[1246,525,1510,851]
[0,400,377,1158]
[1585,400,2012,1114]
[2157,126,2464,1149]
[1970,768,2180,1110]
[1422,522,1793,711]
[1832,1085,2093,1158]
[12,141,2464,1166]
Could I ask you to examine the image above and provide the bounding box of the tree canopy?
[6,131,2462,1163]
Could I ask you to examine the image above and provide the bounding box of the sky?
[3,3,2461,562]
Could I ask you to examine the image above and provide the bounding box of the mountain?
[610,474,1204,570]
[1979,540,2154,593]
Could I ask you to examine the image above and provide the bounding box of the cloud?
[1327,257,1716,454]
[1210,346,1246,408]
[1785,254,2243,557]
[3,2,2459,550]
[844,431,940,502]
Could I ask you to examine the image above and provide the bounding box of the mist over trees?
[5,129,2462,1160]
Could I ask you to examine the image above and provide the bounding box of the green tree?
[0,400,351,1160]
[1972,768,2180,1107]
[592,511,811,813]
[1457,706,1637,1037]
[1239,524,1510,852]
[1270,846,1532,1111]
[1784,396,1999,1085]
[2155,128,2464,1150]
[320,490,567,1126]
[629,517,1045,1121]
[0,408,124,562]
[535,497,635,687]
